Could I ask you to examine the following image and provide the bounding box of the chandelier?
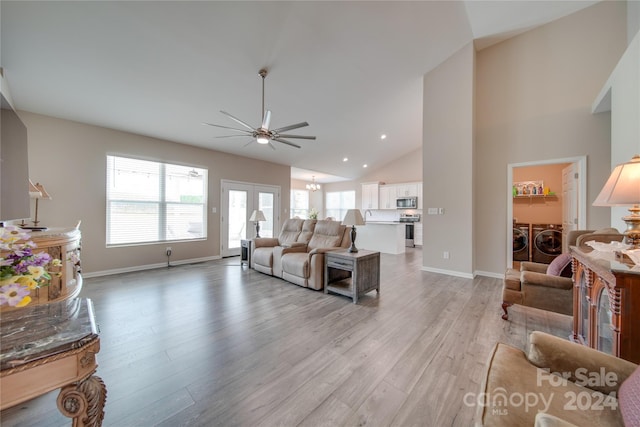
[306,176,321,192]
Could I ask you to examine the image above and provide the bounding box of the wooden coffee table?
[0,298,106,426]
[324,249,380,303]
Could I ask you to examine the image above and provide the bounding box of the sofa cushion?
[279,218,304,244]
[620,365,640,427]
[281,252,309,277]
[308,220,345,250]
[546,253,572,278]
[297,219,316,244]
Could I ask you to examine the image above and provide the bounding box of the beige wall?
[423,42,475,278]
[21,111,291,275]
[512,163,569,225]
[474,1,627,276]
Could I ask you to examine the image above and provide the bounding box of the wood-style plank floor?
[1,248,571,426]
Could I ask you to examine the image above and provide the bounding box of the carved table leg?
[57,375,107,427]
[501,302,512,320]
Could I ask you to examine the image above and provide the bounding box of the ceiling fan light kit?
[203,68,316,149]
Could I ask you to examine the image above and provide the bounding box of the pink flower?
[0,283,31,307]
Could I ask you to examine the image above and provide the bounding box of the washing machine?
[513,223,530,262]
[531,224,563,264]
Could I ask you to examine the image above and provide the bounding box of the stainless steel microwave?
[396,197,417,209]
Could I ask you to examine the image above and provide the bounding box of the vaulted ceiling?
[1,1,598,182]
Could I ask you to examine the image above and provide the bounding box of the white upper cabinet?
[361,182,380,210]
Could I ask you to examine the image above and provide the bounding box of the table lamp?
[342,209,365,253]
[249,210,266,238]
[21,180,52,231]
[593,155,640,248]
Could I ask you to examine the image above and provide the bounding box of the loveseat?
[476,331,639,426]
[251,219,351,290]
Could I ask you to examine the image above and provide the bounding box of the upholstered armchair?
[252,218,316,276]
[476,331,639,426]
[502,228,623,320]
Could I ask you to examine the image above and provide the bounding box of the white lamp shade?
[249,210,266,222]
[342,209,365,226]
[593,155,640,206]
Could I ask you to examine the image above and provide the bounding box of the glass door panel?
[597,288,613,355]
[228,190,248,252]
[257,190,275,238]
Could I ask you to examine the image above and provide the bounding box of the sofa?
[251,219,351,290]
[476,331,639,427]
[502,228,623,320]
[252,218,316,276]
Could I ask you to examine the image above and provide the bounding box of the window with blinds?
[106,155,207,246]
[325,190,355,222]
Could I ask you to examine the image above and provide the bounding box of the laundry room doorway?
[507,156,586,268]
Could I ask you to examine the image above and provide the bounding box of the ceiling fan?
[203,68,316,150]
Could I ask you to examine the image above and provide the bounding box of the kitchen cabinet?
[414,223,423,246]
[395,183,419,198]
[379,185,395,209]
[361,182,380,210]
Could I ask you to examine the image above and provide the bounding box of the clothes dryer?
[513,223,530,262]
[531,224,563,264]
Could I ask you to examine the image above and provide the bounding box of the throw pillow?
[620,364,640,427]
[546,253,572,278]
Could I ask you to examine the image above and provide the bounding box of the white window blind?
[325,190,355,222]
[106,155,207,246]
[290,189,309,219]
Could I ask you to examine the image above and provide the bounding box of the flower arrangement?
[0,226,61,307]
[308,208,319,220]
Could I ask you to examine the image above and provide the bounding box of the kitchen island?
[356,222,405,255]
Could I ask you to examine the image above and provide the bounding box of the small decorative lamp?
[249,210,266,238]
[593,155,640,248]
[342,209,365,253]
[21,180,52,230]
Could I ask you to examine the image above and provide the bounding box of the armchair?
[502,228,623,320]
[476,331,639,426]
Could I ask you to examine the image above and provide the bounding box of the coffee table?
[0,298,106,426]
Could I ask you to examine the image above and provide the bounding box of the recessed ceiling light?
[343,157,348,162]
[380,134,387,140]
[363,164,368,168]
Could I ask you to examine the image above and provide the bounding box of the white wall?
[593,30,640,231]
[422,42,475,278]
[21,111,291,275]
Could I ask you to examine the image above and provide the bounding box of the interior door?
[562,163,579,252]
[221,180,279,257]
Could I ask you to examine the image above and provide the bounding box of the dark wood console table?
[570,246,640,364]
[0,298,106,426]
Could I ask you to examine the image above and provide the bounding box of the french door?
[221,180,280,257]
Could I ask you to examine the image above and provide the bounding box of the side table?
[324,249,380,303]
[0,298,106,426]
[240,239,252,268]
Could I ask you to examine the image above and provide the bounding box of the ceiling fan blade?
[202,122,253,133]
[277,134,316,140]
[243,140,254,148]
[267,141,277,150]
[262,110,272,130]
[273,138,301,149]
[214,134,253,138]
[272,122,309,133]
[220,110,256,131]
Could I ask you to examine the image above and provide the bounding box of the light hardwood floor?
[1,248,571,426]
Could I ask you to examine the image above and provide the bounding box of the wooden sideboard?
[570,246,640,364]
[1,227,82,312]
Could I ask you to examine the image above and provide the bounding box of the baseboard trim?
[474,270,503,279]
[421,266,474,279]
[82,255,222,278]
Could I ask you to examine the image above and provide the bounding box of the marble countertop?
[0,298,98,370]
